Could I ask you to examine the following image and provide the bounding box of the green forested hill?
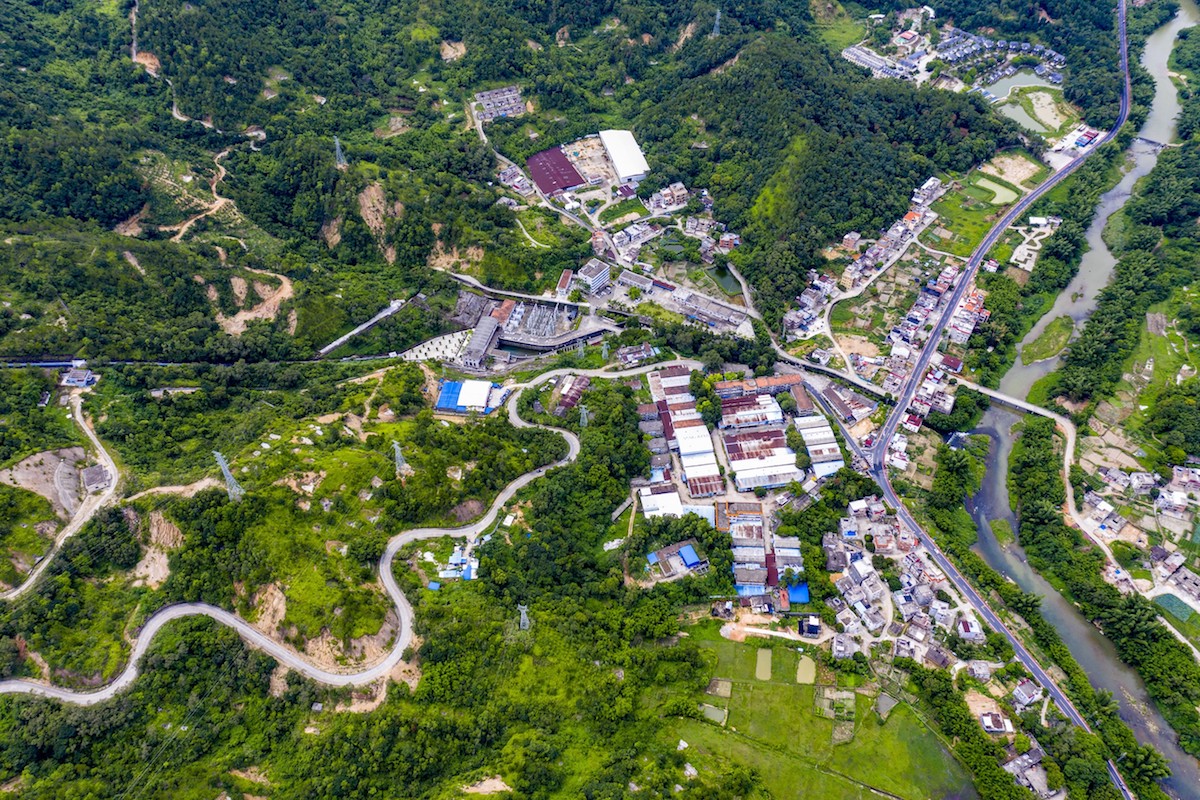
[0,0,1034,352]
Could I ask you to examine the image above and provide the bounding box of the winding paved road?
[0,360,698,705]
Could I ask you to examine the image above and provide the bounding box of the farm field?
[661,624,976,800]
[921,173,1021,257]
[1155,595,1200,651]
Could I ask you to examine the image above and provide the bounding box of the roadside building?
[527,147,586,195]
[556,269,574,300]
[578,258,612,293]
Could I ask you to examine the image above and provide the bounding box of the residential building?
[1011,678,1043,709]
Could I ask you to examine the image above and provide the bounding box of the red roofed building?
[527,147,586,195]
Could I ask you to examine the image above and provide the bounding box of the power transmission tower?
[392,441,407,475]
[579,405,589,428]
[711,9,721,37]
[213,451,245,502]
[601,341,609,360]
[334,136,348,169]
[518,604,530,631]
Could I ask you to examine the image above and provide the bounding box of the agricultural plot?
[921,173,1020,257]
[1154,595,1200,651]
[755,648,772,680]
[665,630,975,800]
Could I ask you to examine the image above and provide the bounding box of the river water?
[969,3,1200,797]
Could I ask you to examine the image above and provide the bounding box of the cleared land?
[981,150,1050,190]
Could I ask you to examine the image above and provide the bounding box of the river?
[969,3,1200,797]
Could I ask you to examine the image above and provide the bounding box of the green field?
[599,198,648,225]
[0,484,58,588]
[668,626,976,799]
[1022,315,1074,363]
[922,176,1013,257]
[809,0,865,50]
[1154,594,1200,650]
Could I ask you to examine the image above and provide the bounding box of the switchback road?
[0,360,699,705]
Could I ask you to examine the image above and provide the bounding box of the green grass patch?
[1154,595,1200,650]
[921,185,1003,257]
[972,176,1019,205]
[636,301,685,325]
[989,518,1015,546]
[1021,315,1074,363]
[598,198,648,224]
[809,0,865,50]
[672,628,976,799]
[0,484,57,588]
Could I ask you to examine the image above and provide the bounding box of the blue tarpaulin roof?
[435,381,462,411]
[646,552,659,564]
[787,583,811,604]
[679,544,701,568]
[427,581,441,591]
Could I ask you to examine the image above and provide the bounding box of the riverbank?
[964,3,1200,795]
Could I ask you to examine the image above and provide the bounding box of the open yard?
[981,150,1050,190]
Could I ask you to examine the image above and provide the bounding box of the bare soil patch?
[450,498,484,522]
[320,216,343,249]
[965,689,1001,717]
[839,335,880,358]
[302,608,398,670]
[275,470,325,495]
[1147,312,1167,336]
[440,40,466,61]
[428,241,485,270]
[230,767,271,787]
[672,21,697,52]
[0,447,85,519]
[122,250,146,276]
[114,205,150,237]
[980,153,1041,188]
[127,477,221,501]
[252,583,288,635]
[132,511,183,589]
[216,268,294,336]
[1028,91,1067,130]
[133,50,161,76]
[464,777,513,795]
[230,275,249,306]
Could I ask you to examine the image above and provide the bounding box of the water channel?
[967,4,1200,796]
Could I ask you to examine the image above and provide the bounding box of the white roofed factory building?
[599,130,650,185]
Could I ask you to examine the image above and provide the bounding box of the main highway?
[864,1,1134,796]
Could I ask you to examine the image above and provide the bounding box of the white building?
[577,258,612,293]
[599,130,650,184]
